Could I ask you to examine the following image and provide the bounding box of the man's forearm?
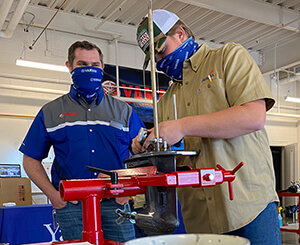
[180,99,266,139]
[145,99,267,148]
[23,154,58,200]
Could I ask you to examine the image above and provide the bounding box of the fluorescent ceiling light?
[16,59,69,73]
[284,96,300,103]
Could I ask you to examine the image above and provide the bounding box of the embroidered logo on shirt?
[197,87,202,94]
[110,121,124,130]
[59,112,78,118]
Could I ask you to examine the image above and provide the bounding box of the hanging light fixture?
[16,59,69,73]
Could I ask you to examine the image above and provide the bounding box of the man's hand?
[131,135,146,154]
[116,196,129,205]
[143,120,184,150]
[49,190,78,209]
[23,155,78,209]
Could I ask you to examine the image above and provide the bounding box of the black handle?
[86,166,118,184]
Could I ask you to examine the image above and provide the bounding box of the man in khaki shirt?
[132,9,281,244]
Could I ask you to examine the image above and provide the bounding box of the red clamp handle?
[216,162,244,200]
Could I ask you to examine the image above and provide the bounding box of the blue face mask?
[71,66,103,100]
[156,37,199,80]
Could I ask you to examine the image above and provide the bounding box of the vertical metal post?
[115,38,120,97]
[148,0,160,151]
[82,195,103,244]
[173,94,177,120]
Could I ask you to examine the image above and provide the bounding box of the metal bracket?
[115,203,136,225]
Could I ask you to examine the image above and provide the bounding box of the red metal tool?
[56,162,243,245]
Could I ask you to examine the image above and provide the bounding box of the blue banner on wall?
[103,64,170,124]
[0,204,62,244]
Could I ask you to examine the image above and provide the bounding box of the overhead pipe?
[18,18,128,46]
[267,112,300,119]
[29,0,67,49]
[263,61,300,76]
[0,0,30,39]
[278,75,300,86]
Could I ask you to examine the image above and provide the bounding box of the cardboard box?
[0,177,32,205]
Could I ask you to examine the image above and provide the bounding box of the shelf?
[278,192,300,235]
[281,223,299,233]
[278,192,300,197]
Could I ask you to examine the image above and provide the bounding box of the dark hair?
[167,20,195,39]
[68,40,104,67]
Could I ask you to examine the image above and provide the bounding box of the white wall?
[0,21,299,204]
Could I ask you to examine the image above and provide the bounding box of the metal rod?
[0,113,35,119]
[29,0,68,50]
[115,38,120,97]
[148,0,160,151]
[173,94,177,120]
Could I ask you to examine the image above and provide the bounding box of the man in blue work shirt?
[19,40,144,242]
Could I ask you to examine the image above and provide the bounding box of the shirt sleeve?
[129,108,145,140]
[128,108,145,155]
[19,108,52,160]
[223,43,275,111]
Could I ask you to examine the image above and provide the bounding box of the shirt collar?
[69,85,104,105]
[171,43,209,83]
[189,43,210,72]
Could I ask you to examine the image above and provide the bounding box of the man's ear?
[176,26,187,43]
[65,61,72,73]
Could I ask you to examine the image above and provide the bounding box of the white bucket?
[124,234,250,245]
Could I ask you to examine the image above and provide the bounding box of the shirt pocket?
[111,120,130,149]
[198,76,230,113]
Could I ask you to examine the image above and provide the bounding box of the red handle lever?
[216,162,244,200]
[232,162,244,174]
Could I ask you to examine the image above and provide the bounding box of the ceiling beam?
[260,36,300,73]
[176,0,300,32]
